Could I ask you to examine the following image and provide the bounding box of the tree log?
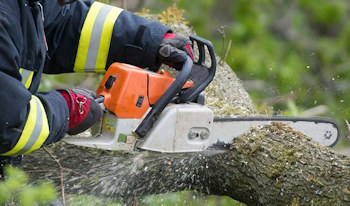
[23,122,350,205]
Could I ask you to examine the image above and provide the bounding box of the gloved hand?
[158,33,193,70]
[58,88,103,135]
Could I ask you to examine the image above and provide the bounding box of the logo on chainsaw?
[103,118,116,132]
[324,131,332,140]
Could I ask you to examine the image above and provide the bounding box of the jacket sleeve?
[0,6,69,156]
[44,0,170,74]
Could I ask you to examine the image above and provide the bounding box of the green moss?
[140,191,246,206]
[67,194,122,206]
[290,198,301,206]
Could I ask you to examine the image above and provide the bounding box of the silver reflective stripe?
[73,2,123,73]
[19,68,34,89]
[1,96,49,156]
[21,69,31,85]
[84,5,112,72]
[15,97,43,155]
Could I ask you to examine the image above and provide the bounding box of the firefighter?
[0,0,193,179]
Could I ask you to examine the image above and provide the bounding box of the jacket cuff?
[36,91,70,144]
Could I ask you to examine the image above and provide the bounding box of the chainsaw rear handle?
[95,96,104,104]
[179,35,216,102]
[135,56,193,138]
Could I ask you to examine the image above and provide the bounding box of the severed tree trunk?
[23,122,350,205]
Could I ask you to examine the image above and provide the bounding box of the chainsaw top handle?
[179,35,217,102]
[135,55,193,138]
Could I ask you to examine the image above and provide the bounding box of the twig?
[25,169,56,173]
[122,0,126,9]
[344,119,350,141]
[26,167,89,179]
[223,39,232,64]
[217,26,232,65]
[62,168,89,179]
[218,26,226,65]
[26,149,90,205]
[300,105,329,116]
[44,147,62,167]
[44,147,66,206]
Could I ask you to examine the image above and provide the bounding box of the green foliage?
[140,191,245,206]
[0,167,56,206]
[299,0,346,28]
[66,191,244,206]
[67,194,122,206]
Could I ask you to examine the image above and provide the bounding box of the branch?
[44,147,66,206]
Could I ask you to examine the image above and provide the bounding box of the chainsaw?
[63,35,340,152]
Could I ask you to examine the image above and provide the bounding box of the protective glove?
[158,33,193,70]
[58,88,103,135]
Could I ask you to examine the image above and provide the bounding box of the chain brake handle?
[179,35,217,102]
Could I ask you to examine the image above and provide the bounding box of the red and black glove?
[158,33,193,70]
[58,88,102,135]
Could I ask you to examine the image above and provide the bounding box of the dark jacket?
[0,0,169,156]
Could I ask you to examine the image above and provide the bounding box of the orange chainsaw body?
[96,63,193,119]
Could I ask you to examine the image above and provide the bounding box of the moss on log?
[23,122,350,205]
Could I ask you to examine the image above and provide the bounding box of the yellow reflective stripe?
[2,97,37,156]
[74,2,104,72]
[19,68,23,74]
[73,2,123,73]
[24,71,34,89]
[95,7,122,72]
[1,96,50,156]
[23,96,49,154]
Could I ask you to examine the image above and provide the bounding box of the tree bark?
[23,122,350,205]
